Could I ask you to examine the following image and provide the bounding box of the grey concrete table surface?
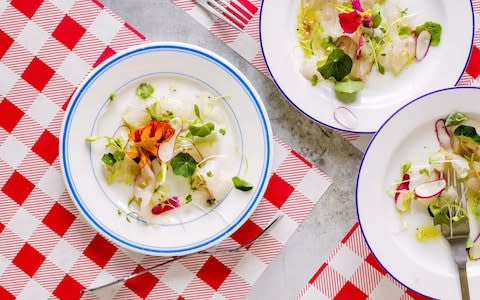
[100,0,362,298]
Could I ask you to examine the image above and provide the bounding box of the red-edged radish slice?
[414,179,446,199]
[416,30,431,61]
[435,119,451,150]
[334,107,358,129]
[468,234,480,260]
[151,196,180,215]
[158,117,182,162]
[394,174,411,212]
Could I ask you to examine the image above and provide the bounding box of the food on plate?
[390,112,480,258]
[86,80,253,223]
[297,0,442,97]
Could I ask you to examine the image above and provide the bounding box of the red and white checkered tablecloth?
[172,0,480,152]
[172,0,480,299]
[295,224,429,300]
[0,0,333,299]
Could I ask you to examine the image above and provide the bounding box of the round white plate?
[260,0,474,133]
[357,87,480,299]
[60,42,272,256]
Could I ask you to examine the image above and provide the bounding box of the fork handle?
[459,264,470,300]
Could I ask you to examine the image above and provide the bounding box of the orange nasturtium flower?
[126,120,175,167]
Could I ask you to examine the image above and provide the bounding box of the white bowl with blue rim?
[260,0,473,133]
[60,42,272,256]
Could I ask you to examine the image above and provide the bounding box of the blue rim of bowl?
[356,86,480,299]
[259,0,475,134]
[60,43,272,255]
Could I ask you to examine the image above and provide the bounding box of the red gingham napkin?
[172,0,480,152]
[0,0,333,299]
[295,224,429,300]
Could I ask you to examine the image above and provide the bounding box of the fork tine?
[215,0,248,24]
[207,0,246,28]
[230,0,255,18]
[197,1,243,31]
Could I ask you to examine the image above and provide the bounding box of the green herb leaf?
[419,168,430,176]
[117,209,122,216]
[334,80,364,94]
[401,161,411,174]
[372,13,382,28]
[171,152,197,177]
[145,102,174,122]
[377,63,385,74]
[416,22,442,46]
[185,194,192,204]
[454,125,480,144]
[194,104,201,119]
[189,122,215,137]
[398,25,412,37]
[136,82,154,100]
[109,93,117,102]
[310,74,319,86]
[232,176,254,191]
[318,49,353,82]
[113,150,125,161]
[219,128,226,136]
[445,112,468,127]
[400,7,408,17]
[207,171,214,177]
[102,153,116,166]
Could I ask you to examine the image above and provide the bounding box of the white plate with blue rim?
[357,87,480,299]
[60,42,272,256]
[260,0,474,133]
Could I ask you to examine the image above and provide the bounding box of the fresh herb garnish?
[399,7,408,17]
[232,176,254,191]
[109,93,117,102]
[219,128,226,136]
[310,74,319,86]
[136,82,154,100]
[102,153,116,166]
[171,152,197,177]
[207,171,214,177]
[401,161,411,174]
[318,48,353,81]
[145,102,174,122]
[185,194,192,204]
[189,122,215,137]
[445,112,468,127]
[416,22,442,46]
[117,209,122,216]
[113,150,125,162]
[334,80,364,94]
[372,13,382,28]
[419,168,430,176]
[194,104,201,119]
[454,125,480,144]
[377,63,385,74]
[397,25,412,37]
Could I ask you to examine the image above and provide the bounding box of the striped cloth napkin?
[0,0,332,299]
[172,0,480,298]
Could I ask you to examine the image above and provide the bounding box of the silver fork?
[441,167,470,300]
[81,214,283,295]
[195,0,254,31]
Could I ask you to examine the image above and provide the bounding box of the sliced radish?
[334,107,358,129]
[468,234,480,260]
[151,196,180,215]
[435,119,451,150]
[157,117,182,162]
[414,179,446,199]
[394,174,411,212]
[416,30,431,61]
